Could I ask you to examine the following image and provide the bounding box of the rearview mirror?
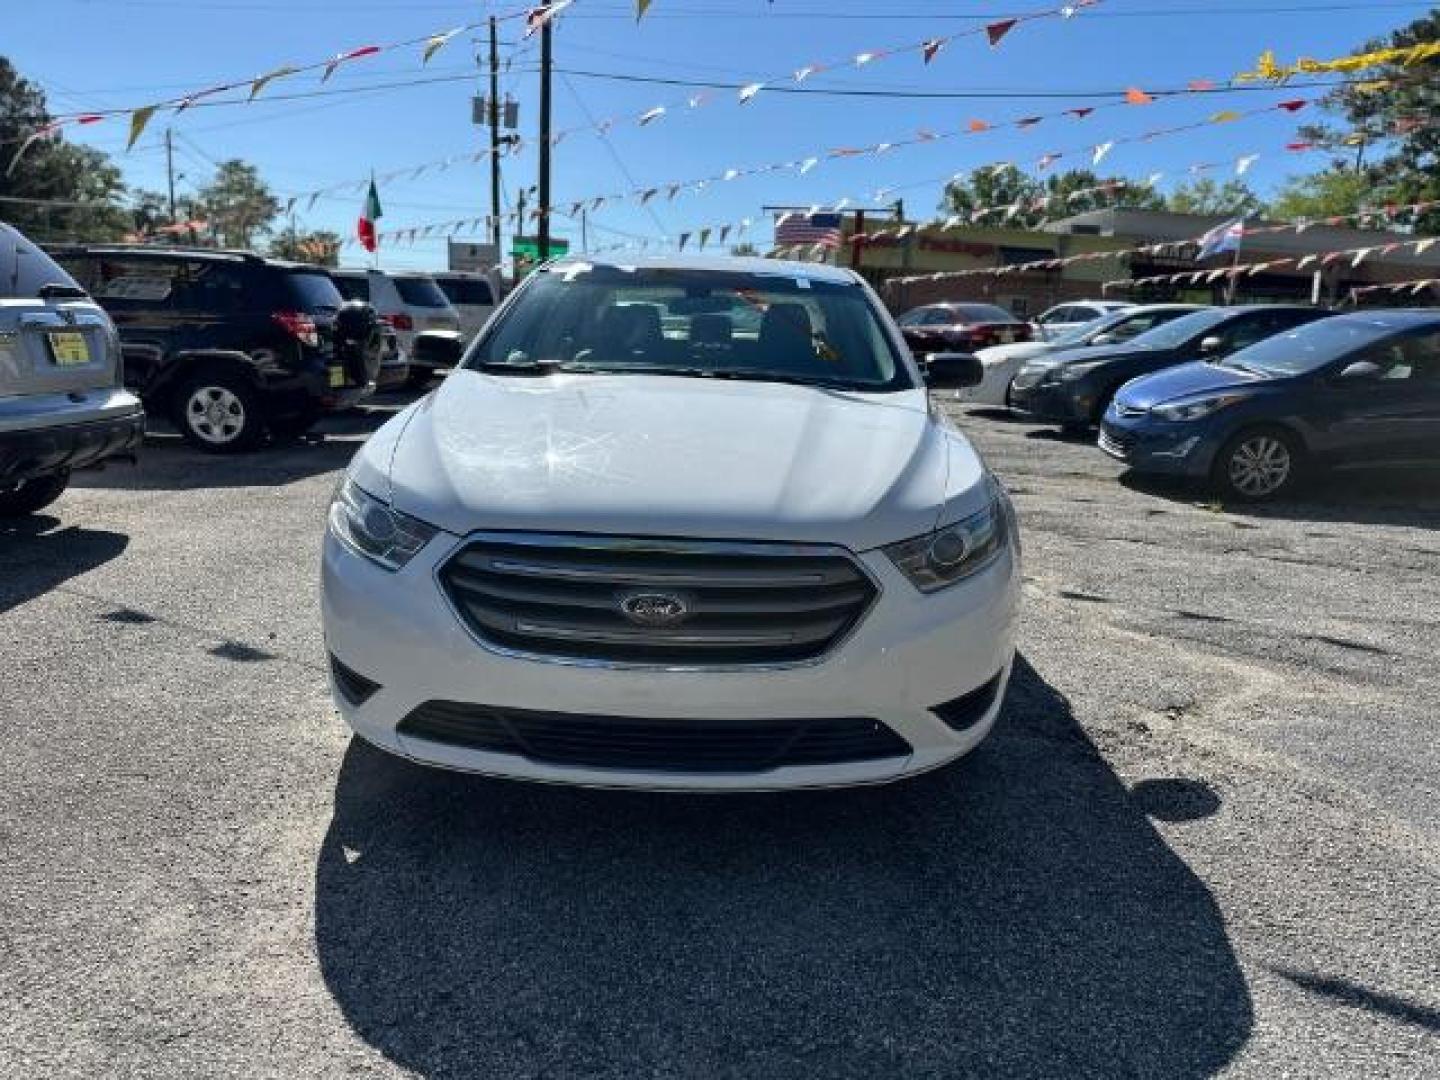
[411,330,465,370]
[1338,360,1382,381]
[922,352,984,390]
[1199,335,1225,355]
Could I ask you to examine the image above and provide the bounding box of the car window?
[393,276,450,308]
[92,256,181,304]
[897,308,929,327]
[2,230,88,298]
[1222,316,1402,376]
[947,304,1015,324]
[438,278,494,306]
[285,270,344,312]
[1127,307,1235,350]
[174,261,247,313]
[331,274,370,302]
[469,263,912,392]
[1037,307,1070,324]
[924,309,954,325]
[1352,331,1440,383]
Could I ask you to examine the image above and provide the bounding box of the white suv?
[433,271,500,345]
[321,256,1020,790]
[331,269,460,387]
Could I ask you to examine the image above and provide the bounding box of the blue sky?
[5,0,1431,270]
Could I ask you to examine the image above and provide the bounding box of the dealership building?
[838,208,1440,317]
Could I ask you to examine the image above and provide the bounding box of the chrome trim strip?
[432,530,883,672]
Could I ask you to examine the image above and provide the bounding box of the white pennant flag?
[638,106,666,126]
[1414,238,1437,254]
[1092,141,1115,165]
[1236,154,1260,176]
[738,83,764,104]
[1352,248,1374,267]
[1296,254,1318,270]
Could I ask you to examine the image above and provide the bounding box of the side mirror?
[1337,359,1382,381]
[1199,335,1225,355]
[923,352,984,390]
[411,330,465,370]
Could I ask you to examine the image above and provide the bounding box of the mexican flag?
[357,177,382,253]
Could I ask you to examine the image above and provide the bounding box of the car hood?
[359,370,992,550]
[977,341,1055,364]
[1115,361,1267,410]
[1042,341,1171,370]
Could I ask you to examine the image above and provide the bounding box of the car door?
[1313,329,1440,464]
[91,254,185,389]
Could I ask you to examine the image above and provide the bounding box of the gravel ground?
[2,390,1437,1078]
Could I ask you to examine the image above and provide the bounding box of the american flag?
[775,212,844,250]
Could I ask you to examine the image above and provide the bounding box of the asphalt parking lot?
[3,389,1438,1078]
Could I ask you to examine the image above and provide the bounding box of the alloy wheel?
[1227,435,1292,498]
[185,385,247,446]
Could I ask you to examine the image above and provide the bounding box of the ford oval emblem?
[618,592,690,627]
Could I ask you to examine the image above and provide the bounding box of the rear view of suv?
[1,224,144,515]
[50,246,381,452]
[432,271,499,344]
[332,269,460,388]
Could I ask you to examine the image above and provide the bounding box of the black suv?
[48,246,383,452]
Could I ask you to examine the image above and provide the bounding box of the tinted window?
[897,308,932,327]
[469,263,912,392]
[1126,307,1236,349]
[92,256,182,304]
[176,261,248,312]
[331,274,370,302]
[438,278,494,305]
[1224,316,1428,377]
[1,228,88,299]
[393,276,450,308]
[285,270,344,311]
[945,304,1016,324]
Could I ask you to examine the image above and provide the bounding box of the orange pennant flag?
[1125,87,1155,105]
[968,119,990,133]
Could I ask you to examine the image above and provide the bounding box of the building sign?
[448,241,499,274]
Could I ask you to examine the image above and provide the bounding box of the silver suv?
[0,224,144,516]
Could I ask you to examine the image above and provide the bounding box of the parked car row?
[902,295,1440,502]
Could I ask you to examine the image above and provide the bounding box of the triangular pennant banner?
[423,28,462,64]
[1125,87,1155,105]
[250,66,299,101]
[922,39,944,64]
[127,105,158,150]
[986,19,1018,47]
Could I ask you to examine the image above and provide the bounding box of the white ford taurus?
[322,256,1020,790]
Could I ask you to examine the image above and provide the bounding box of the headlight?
[1057,361,1103,382]
[883,490,1011,594]
[1152,393,1247,422]
[328,476,439,570]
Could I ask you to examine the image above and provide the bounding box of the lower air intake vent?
[398,701,912,774]
[931,671,1005,732]
[330,654,381,706]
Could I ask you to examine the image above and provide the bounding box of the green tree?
[1165,177,1265,216]
[193,160,280,249]
[1043,168,1165,216]
[940,165,1158,228]
[269,225,341,266]
[940,164,1042,226]
[1290,8,1440,230]
[1269,170,1374,221]
[0,56,130,241]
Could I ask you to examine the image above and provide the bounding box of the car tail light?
[273,310,319,347]
[383,312,414,332]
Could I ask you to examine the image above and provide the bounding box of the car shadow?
[313,656,1252,1078]
[1120,467,1440,531]
[71,398,417,493]
[0,514,130,617]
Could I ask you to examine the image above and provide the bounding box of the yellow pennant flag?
[637,0,653,19]
[249,66,298,101]
[423,28,462,64]
[1209,110,1241,123]
[127,105,158,150]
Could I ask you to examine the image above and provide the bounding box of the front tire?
[0,471,69,517]
[1214,426,1303,502]
[175,372,264,453]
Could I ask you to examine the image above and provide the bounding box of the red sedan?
[897,302,1033,354]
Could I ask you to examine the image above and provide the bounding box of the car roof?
[1327,309,1440,330]
[544,253,861,286]
[45,243,324,271]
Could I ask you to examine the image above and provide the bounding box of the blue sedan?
[1099,311,1440,501]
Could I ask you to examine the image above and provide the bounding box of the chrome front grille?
[438,533,879,667]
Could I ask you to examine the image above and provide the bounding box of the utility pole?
[488,16,502,254]
[537,0,553,261]
[580,207,588,253]
[165,128,177,223]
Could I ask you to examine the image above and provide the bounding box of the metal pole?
[581,207,588,253]
[537,1,553,261]
[165,129,177,223]
[488,16,502,254]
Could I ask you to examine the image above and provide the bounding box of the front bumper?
[1006,376,1094,424]
[321,531,1020,790]
[0,406,145,485]
[1099,410,1218,478]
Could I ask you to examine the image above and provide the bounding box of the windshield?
[1223,316,1424,376]
[1124,307,1232,350]
[331,274,370,302]
[394,276,451,308]
[466,263,913,391]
